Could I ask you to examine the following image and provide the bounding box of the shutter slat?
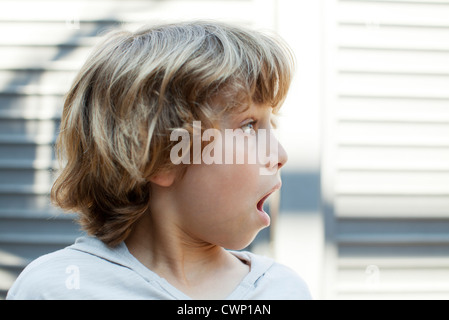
[324,0,449,299]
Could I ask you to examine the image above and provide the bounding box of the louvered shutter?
[322,0,449,299]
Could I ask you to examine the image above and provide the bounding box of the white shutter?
[0,0,277,299]
[322,0,449,299]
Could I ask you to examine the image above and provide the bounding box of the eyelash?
[241,120,257,134]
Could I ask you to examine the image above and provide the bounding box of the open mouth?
[257,193,271,213]
[255,183,281,226]
[256,182,281,213]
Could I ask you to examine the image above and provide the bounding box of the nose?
[269,130,288,170]
[260,129,288,175]
[276,138,288,170]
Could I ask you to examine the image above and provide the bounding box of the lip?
[256,181,282,225]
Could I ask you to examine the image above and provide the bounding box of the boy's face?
[169,103,288,250]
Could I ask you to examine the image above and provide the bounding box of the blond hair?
[51,21,294,246]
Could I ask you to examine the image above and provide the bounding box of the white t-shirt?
[7,236,311,300]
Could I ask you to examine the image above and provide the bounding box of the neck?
[125,210,228,286]
[123,184,250,299]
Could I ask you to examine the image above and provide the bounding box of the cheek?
[175,163,260,233]
[171,133,264,248]
[222,131,259,165]
[190,163,259,212]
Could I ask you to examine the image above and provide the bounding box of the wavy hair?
[51,20,295,246]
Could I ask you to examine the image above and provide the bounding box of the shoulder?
[7,248,86,299]
[237,251,312,300]
[6,238,136,300]
[264,262,312,299]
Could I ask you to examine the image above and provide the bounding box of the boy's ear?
[149,170,177,187]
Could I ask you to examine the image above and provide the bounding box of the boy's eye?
[241,120,257,135]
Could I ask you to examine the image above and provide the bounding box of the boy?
[7,21,311,299]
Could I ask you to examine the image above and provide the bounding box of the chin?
[221,228,266,251]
